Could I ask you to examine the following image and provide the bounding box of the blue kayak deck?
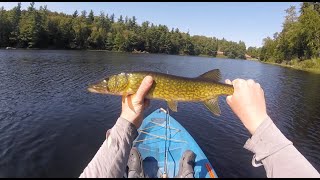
[133,108,218,178]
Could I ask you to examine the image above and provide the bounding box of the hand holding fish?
[225,79,268,135]
[120,76,154,129]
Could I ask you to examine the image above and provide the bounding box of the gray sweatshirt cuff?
[243,116,293,166]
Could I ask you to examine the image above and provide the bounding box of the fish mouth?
[87,83,110,94]
[88,77,110,94]
[87,82,104,93]
[87,87,99,93]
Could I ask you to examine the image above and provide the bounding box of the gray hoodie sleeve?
[244,116,320,178]
[79,117,138,178]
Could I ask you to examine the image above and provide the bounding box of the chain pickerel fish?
[88,69,234,116]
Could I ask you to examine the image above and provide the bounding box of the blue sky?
[1,2,301,48]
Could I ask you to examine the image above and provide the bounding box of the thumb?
[225,79,232,85]
[135,76,153,101]
[226,95,233,106]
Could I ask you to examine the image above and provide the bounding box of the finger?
[261,87,265,95]
[126,95,136,113]
[121,95,126,104]
[255,82,261,89]
[225,79,232,85]
[247,79,255,86]
[254,82,262,95]
[233,79,245,90]
[226,95,232,105]
[232,78,242,85]
[135,76,153,101]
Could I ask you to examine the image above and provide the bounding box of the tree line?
[255,2,320,64]
[0,2,248,59]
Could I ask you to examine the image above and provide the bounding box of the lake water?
[0,50,319,177]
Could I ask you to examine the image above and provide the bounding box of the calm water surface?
[0,50,319,177]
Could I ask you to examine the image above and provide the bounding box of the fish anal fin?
[167,100,178,112]
[203,97,221,116]
[197,69,221,81]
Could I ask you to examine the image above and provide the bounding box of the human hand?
[225,79,268,135]
[120,76,153,129]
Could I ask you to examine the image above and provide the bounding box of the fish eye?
[103,77,109,83]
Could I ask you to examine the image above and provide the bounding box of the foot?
[127,147,144,178]
[175,150,196,178]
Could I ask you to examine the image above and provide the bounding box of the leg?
[127,147,145,178]
[175,150,196,178]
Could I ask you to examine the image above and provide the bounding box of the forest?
[0,2,246,59]
[247,2,320,71]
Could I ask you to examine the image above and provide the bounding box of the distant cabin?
[245,54,252,59]
[217,51,224,55]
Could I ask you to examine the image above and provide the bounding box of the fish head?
[88,72,129,95]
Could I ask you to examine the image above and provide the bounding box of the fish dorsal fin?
[197,69,221,81]
[167,100,178,112]
[203,97,221,116]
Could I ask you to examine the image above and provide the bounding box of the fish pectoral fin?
[197,69,221,81]
[167,100,178,112]
[203,97,221,116]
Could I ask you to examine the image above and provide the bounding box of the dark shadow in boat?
[143,156,159,178]
[141,158,213,178]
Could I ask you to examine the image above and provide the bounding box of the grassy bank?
[246,57,259,61]
[260,58,320,74]
[215,54,228,59]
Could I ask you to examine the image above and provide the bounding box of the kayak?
[133,108,218,178]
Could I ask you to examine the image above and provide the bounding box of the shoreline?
[2,48,319,74]
[259,60,320,74]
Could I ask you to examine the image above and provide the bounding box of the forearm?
[244,116,319,178]
[79,117,138,178]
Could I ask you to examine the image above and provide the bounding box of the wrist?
[120,112,140,129]
[245,114,269,135]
